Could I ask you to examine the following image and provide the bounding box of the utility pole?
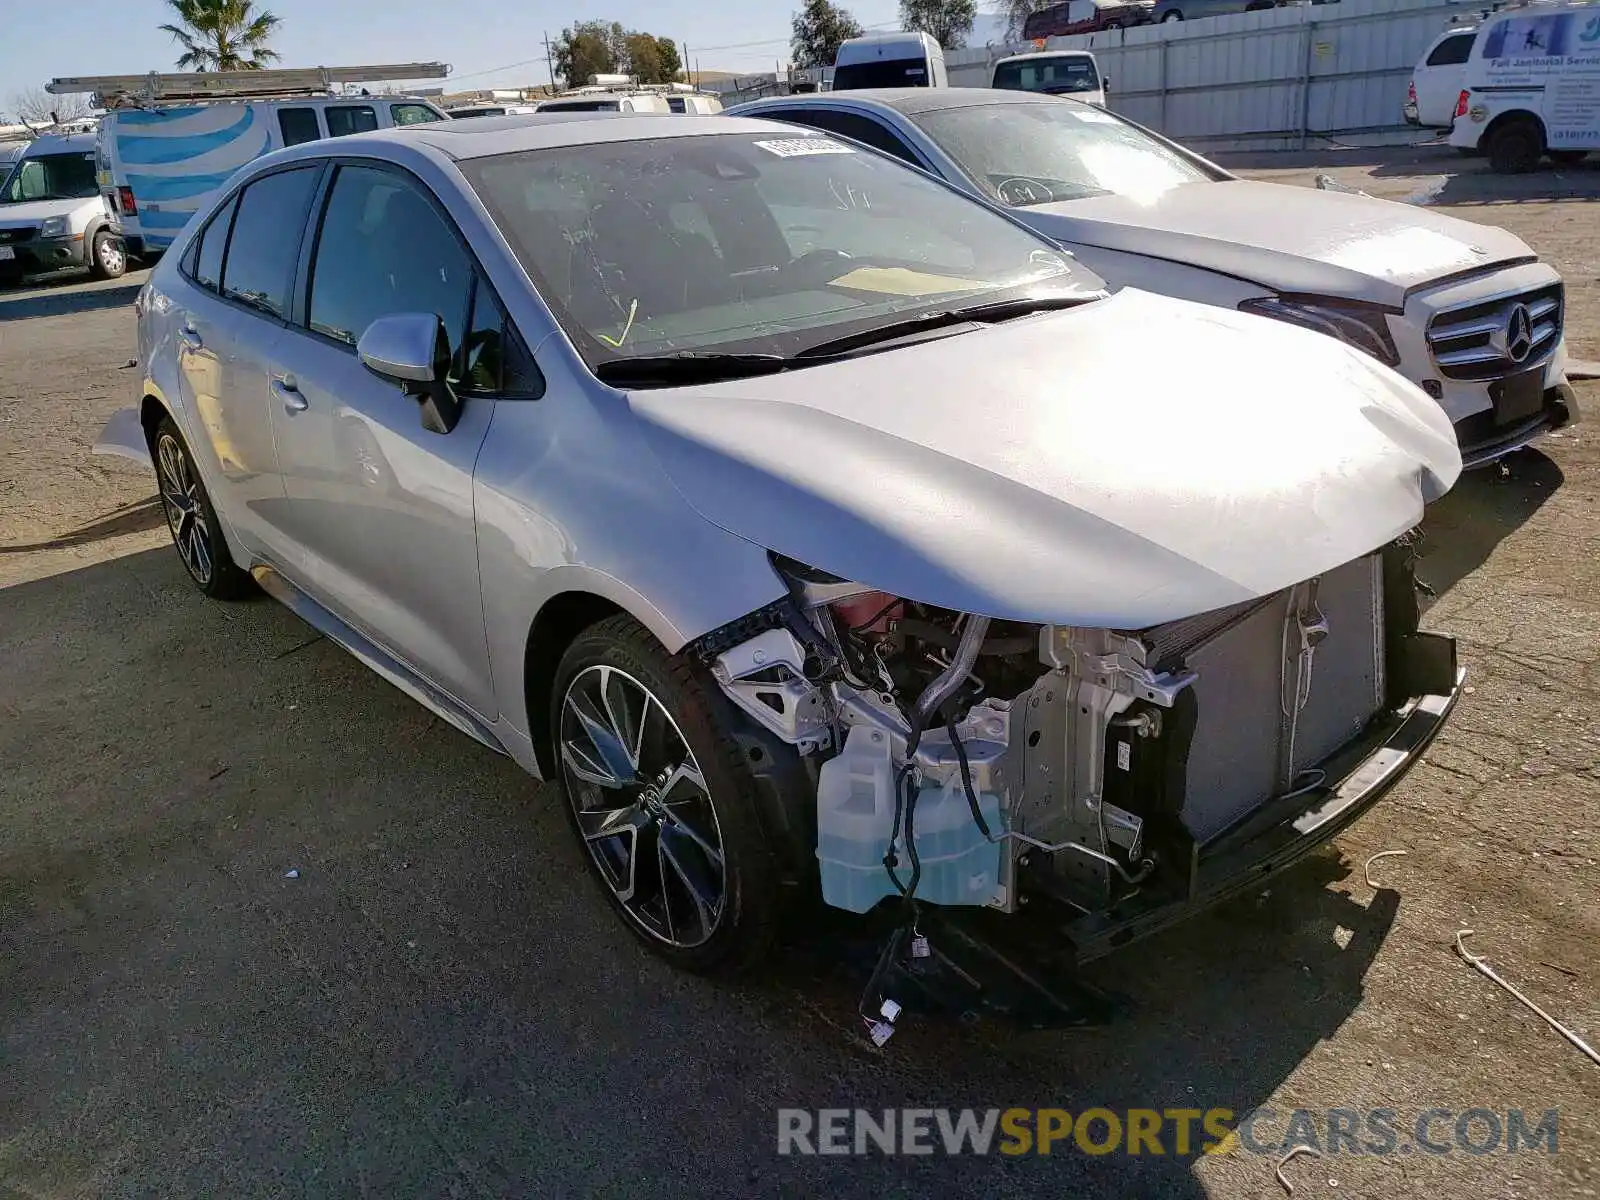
[681,43,689,84]
[543,31,556,90]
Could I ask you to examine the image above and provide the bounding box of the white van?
[49,64,449,258]
[1448,0,1600,172]
[832,32,948,90]
[0,131,125,285]
[534,92,673,114]
[991,51,1108,106]
[1404,24,1479,130]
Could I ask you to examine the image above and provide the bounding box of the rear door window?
[219,167,321,318]
[390,103,442,126]
[191,193,239,292]
[1426,32,1475,66]
[325,105,379,138]
[278,107,322,146]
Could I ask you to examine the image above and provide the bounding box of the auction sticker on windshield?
[754,137,857,157]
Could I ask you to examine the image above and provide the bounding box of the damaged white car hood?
[630,288,1461,629]
[1014,179,1536,308]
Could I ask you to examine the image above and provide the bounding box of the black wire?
[849,595,904,633]
[945,717,994,841]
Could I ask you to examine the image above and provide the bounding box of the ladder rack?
[48,62,450,109]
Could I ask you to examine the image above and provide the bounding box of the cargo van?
[0,131,124,285]
[1448,0,1600,172]
[991,51,1109,106]
[832,32,948,90]
[48,63,449,258]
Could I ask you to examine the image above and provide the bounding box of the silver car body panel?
[630,286,1459,629]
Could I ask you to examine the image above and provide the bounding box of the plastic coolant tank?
[816,724,1003,913]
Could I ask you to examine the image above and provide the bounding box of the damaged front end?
[695,541,1461,962]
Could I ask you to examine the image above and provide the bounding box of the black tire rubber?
[1162,9,1183,18]
[151,415,256,599]
[1486,116,1544,174]
[551,613,784,976]
[88,229,127,280]
[1454,145,1482,157]
[1549,150,1588,166]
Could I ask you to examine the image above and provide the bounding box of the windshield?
[833,57,933,89]
[462,131,1092,368]
[994,56,1101,94]
[914,101,1221,206]
[1,151,99,204]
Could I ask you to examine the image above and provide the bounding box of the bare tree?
[9,87,94,126]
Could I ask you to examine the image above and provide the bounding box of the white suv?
[0,131,124,285]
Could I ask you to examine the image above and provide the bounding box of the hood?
[628,288,1461,630]
[0,197,96,225]
[1014,179,1535,307]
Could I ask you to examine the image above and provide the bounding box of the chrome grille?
[1426,283,1562,382]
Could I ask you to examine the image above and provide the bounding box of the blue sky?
[3,0,1011,107]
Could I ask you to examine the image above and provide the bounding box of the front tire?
[152,416,254,599]
[89,229,127,280]
[551,615,783,976]
[1162,9,1183,19]
[1486,115,1544,174]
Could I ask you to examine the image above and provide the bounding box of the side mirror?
[1102,75,1112,92]
[357,312,461,434]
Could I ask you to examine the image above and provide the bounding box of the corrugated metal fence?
[940,0,1488,150]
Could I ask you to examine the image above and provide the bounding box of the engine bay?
[696,540,1453,934]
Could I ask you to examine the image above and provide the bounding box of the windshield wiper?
[796,293,1096,360]
[592,351,792,386]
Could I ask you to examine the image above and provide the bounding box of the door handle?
[272,378,308,413]
[178,325,202,351]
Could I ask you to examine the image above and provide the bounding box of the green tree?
[899,0,976,49]
[624,33,682,84]
[554,20,628,89]
[791,0,866,69]
[159,0,283,71]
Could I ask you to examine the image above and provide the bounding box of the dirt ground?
[0,147,1596,1198]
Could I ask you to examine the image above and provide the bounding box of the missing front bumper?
[1059,660,1463,962]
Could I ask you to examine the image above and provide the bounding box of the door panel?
[259,161,495,717]
[169,194,285,555]
[264,331,496,716]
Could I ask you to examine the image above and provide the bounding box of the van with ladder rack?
[46,63,450,260]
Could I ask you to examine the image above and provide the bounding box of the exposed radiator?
[1151,553,1386,844]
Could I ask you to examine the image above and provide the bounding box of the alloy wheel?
[156,432,214,585]
[559,664,727,948]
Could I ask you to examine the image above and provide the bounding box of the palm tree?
[160,0,284,72]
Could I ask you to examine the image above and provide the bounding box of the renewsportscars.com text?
[777,1107,1560,1158]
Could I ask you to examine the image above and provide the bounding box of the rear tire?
[151,416,255,599]
[1486,115,1544,174]
[89,229,127,280]
[550,614,785,976]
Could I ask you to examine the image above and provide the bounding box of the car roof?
[994,50,1098,63]
[296,111,794,161]
[17,131,97,156]
[733,88,1073,118]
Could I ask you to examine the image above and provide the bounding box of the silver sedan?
[100,113,1462,980]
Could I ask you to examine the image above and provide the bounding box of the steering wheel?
[995,177,1055,207]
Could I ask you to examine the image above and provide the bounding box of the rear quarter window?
[1426,32,1475,67]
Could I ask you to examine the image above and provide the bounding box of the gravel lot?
[1,147,1596,1199]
